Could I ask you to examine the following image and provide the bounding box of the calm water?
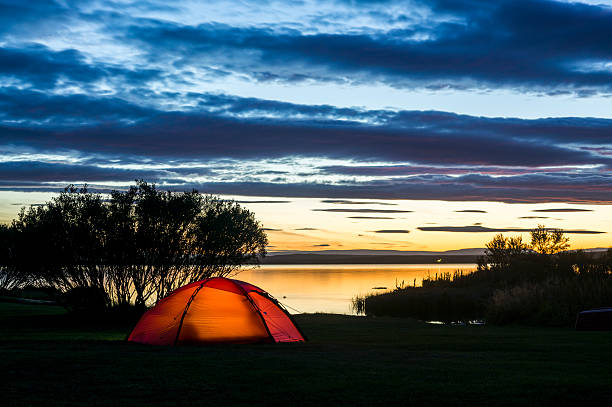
[238,264,477,315]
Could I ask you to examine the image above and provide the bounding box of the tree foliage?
[530,224,570,255]
[481,234,529,271]
[0,224,29,292]
[479,225,572,272]
[1,181,268,310]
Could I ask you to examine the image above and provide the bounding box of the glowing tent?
[128,277,306,345]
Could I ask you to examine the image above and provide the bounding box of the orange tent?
[128,277,306,345]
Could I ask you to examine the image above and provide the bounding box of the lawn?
[1,302,611,406]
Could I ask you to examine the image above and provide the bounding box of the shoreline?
[261,254,480,265]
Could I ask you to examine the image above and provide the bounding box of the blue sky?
[0,0,611,250]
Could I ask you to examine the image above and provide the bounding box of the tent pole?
[173,280,208,346]
[234,283,275,343]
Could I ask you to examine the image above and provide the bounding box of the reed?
[356,249,612,326]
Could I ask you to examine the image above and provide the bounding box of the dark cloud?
[373,230,410,233]
[321,163,607,177]
[531,208,593,212]
[0,44,160,91]
[518,216,549,219]
[1,89,611,172]
[313,208,412,213]
[236,200,292,204]
[5,175,612,204]
[2,173,612,204]
[0,161,164,183]
[3,104,610,172]
[179,176,612,204]
[5,1,612,94]
[294,227,318,230]
[348,216,395,219]
[0,87,155,126]
[313,244,330,247]
[0,1,610,206]
[0,1,70,36]
[122,0,612,93]
[455,210,487,213]
[0,44,105,90]
[262,228,282,231]
[320,199,397,205]
[418,226,604,234]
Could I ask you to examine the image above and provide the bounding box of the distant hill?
[261,254,481,264]
[262,249,485,264]
[268,248,486,256]
[262,247,609,264]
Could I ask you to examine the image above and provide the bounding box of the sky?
[0,0,611,251]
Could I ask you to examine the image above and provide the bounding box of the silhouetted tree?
[530,224,570,255]
[190,195,268,279]
[110,181,206,307]
[12,185,108,294]
[480,233,529,271]
[10,181,268,310]
[0,224,29,292]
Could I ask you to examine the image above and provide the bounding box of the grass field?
[1,302,611,406]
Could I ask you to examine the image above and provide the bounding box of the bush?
[486,275,612,326]
[59,286,111,315]
[357,242,612,326]
[362,286,489,323]
[0,224,29,293]
[8,181,268,311]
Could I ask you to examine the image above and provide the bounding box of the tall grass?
[487,274,612,326]
[355,250,612,326]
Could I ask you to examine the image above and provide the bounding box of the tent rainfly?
[128,277,306,345]
[575,308,612,331]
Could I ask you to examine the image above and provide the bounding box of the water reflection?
[238,264,476,315]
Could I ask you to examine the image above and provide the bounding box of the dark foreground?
[1,303,611,407]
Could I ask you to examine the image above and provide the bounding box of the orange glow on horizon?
[1,191,610,252]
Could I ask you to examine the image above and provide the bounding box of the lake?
[238,264,477,315]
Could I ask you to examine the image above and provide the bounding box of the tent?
[128,277,306,345]
[575,307,612,331]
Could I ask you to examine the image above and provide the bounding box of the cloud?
[3,172,612,204]
[418,225,604,234]
[0,87,155,126]
[320,199,397,205]
[0,161,164,183]
[117,0,612,93]
[348,216,395,219]
[236,200,292,204]
[531,208,593,212]
[294,227,318,230]
[518,216,550,219]
[0,1,610,205]
[455,210,487,213]
[3,1,612,99]
[262,228,282,231]
[313,244,330,247]
[3,97,610,172]
[0,45,160,92]
[373,229,410,233]
[313,208,412,213]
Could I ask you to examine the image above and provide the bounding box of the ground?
[1,302,611,406]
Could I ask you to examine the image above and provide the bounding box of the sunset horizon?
[1,0,611,254]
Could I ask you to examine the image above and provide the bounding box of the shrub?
[486,274,612,326]
[358,227,612,326]
[8,181,268,312]
[363,286,489,323]
[59,286,110,315]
